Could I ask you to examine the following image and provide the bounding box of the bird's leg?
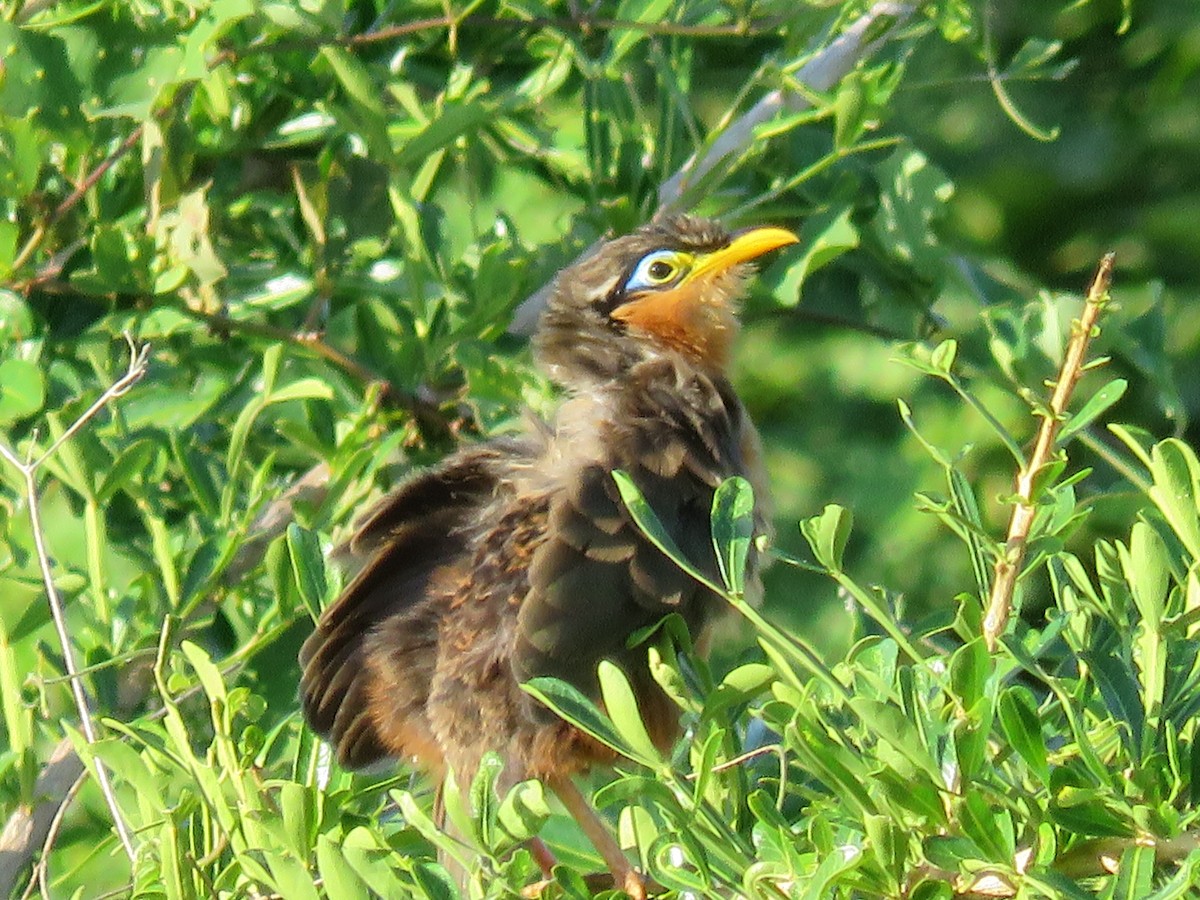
[517,837,560,899]
[527,836,558,878]
[547,776,648,900]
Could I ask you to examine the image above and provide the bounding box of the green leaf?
[799,504,852,573]
[949,638,988,711]
[522,675,658,768]
[95,437,158,502]
[597,660,665,769]
[848,697,944,785]
[411,861,457,900]
[1050,785,1133,837]
[341,824,413,896]
[0,619,31,756]
[435,767,477,856]
[470,751,504,849]
[930,338,958,373]
[1109,844,1154,900]
[317,834,370,900]
[997,686,1050,785]
[319,46,385,118]
[181,641,227,705]
[612,470,721,593]
[265,852,321,900]
[770,206,860,306]
[269,377,335,404]
[1058,378,1127,445]
[493,779,551,850]
[711,476,755,596]
[278,781,313,859]
[605,0,674,74]
[1147,439,1200,561]
[871,149,954,281]
[0,357,45,424]
[286,523,328,621]
[958,792,1014,860]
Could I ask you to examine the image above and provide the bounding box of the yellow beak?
[688,226,799,280]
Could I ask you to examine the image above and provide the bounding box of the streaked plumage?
[299,215,796,896]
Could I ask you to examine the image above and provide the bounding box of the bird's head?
[535,216,798,385]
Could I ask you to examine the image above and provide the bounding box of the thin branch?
[656,2,916,214]
[34,336,150,469]
[0,337,152,877]
[9,127,145,276]
[0,739,85,898]
[179,307,445,421]
[982,254,1115,651]
[19,767,88,900]
[508,1,916,334]
[210,12,789,66]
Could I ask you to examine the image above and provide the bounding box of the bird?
[299,215,797,897]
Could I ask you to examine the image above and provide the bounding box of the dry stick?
[982,253,1116,651]
[9,126,145,275]
[210,12,789,65]
[508,0,916,334]
[20,767,88,900]
[0,337,151,888]
[0,740,84,899]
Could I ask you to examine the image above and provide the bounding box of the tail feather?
[299,446,515,769]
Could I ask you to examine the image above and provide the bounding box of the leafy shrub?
[1,0,1195,897]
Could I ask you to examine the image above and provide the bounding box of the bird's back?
[300,349,766,784]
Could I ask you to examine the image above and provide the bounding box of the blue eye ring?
[623,249,690,293]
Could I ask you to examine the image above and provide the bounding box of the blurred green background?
[743,0,1199,652]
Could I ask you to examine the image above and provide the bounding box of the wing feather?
[299,443,521,768]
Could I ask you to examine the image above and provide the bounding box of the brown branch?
[179,308,450,424]
[210,12,788,66]
[982,253,1116,650]
[9,126,145,276]
[0,741,85,898]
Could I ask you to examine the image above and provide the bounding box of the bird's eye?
[624,250,690,293]
[647,260,674,281]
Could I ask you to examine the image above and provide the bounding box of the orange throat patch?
[611,274,741,370]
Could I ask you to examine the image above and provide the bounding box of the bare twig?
[0,740,85,898]
[0,337,151,885]
[657,2,915,213]
[9,127,146,276]
[982,254,1115,650]
[180,308,398,398]
[19,766,88,900]
[209,12,790,66]
[508,1,916,334]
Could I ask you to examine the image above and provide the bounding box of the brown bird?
[299,216,796,896]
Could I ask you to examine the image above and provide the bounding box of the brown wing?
[513,361,752,723]
[299,442,521,768]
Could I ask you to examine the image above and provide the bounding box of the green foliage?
[551,407,1200,896]
[2,0,1199,898]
